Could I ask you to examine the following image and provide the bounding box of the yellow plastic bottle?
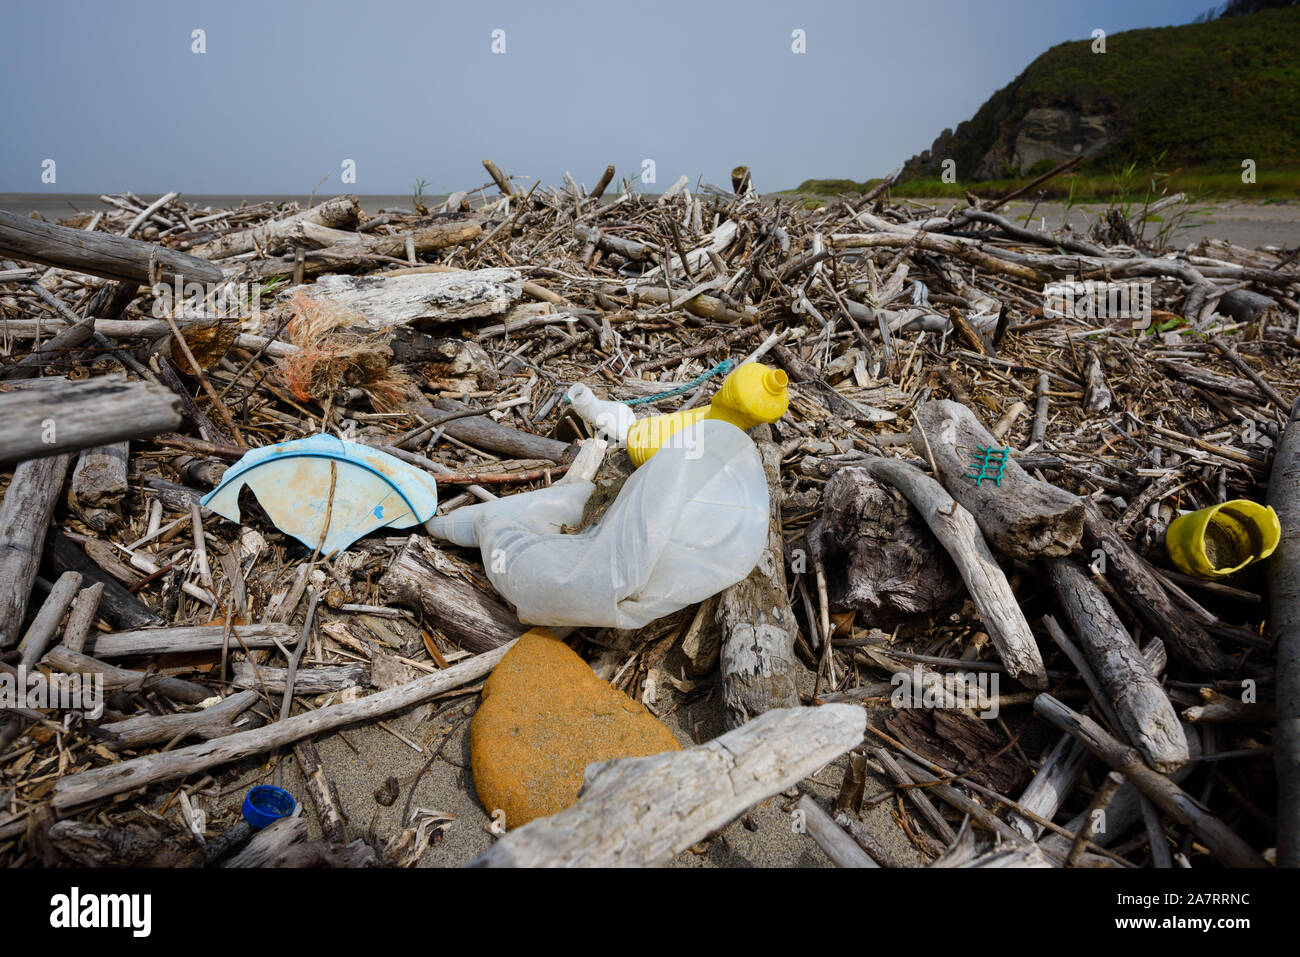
[626,362,790,466]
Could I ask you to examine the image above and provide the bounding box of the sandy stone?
[470,628,680,829]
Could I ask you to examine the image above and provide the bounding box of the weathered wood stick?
[0,376,182,467]
[231,661,368,695]
[293,739,348,844]
[51,641,514,809]
[1033,694,1265,868]
[0,453,70,648]
[871,745,957,844]
[796,793,879,868]
[482,158,516,198]
[189,195,361,260]
[861,455,1047,689]
[0,210,224,285]
[1080,500,1231,673]
[1047,559,1189,773]
[1268,397,1300,868]
[60,582,104,654]
[220,816,308,868]
[1038,722,1201,859]
[99,689,258,749]
[85,623,295,659]
[426,396,570,461]
[469,704,866,867]
[1008,733,1090,840]
[17,571,81,669]
[42,646,212,704]
[832,810,902,867]
[912,399,1084,558]
[380,537,520,653]
[1065,770,1126,867]
[718,425,801,728]
[589,165,616,202]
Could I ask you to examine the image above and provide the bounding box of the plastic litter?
[1165,498,1281,579]
[424,419,768,629]
[241,785,295,828]
[625,361,790,466]
[564,383,636,447]
[201,433,439,556]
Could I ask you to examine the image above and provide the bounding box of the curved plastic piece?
[425,419,768,629]
[626,362,789,466]
[201,434,438,556]
[1165,499,1281,579]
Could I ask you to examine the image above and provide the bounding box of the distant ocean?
[0,194,445,221]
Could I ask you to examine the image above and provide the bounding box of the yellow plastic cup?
[1165,499,1281,579]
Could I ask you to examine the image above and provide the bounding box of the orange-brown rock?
[470,628,680,829]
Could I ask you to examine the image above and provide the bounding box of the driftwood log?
[189,195,361,259]
[43,646,211,704]
[718,425,801,728]
[16,570,81,669]
[0,376,182,467]
[71,442,129,507]
[795,793,879,868]
[98,690,259,749]
[469,704,866,867]
[811,466,962,624]
[1269,396,1300,868]
[60,581,104,653]
[84,623,295,659]
[860,455,1047,689]
[1046,559,1188,773]
[0,453,70,648]
[47,819,203,867]
[424,395,571,462]
[293,268,520,329]
[1038,722,1202,859]
[0,209,224,286]
[231,661,368,695]
[380,537,520,652]
[912,399,1084,558]
[51,641,514,810]
[1033,694,1264,868]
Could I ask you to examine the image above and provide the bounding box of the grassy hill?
[796,5,1300,200]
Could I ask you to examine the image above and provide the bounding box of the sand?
[204,638,922,868]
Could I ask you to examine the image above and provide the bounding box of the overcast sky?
[1,0,1214,196]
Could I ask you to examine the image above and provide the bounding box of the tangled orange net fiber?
[276,291,410,411]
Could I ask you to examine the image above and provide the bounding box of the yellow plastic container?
[1165,499,1281,579]
[626,362,790,467]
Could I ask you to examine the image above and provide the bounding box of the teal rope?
[622,358,734,407]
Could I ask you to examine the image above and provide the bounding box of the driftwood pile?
[0,162,1297,868]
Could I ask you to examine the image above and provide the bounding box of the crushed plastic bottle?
[423,419,768,629]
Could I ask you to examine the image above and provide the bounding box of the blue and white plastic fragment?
[200,434,439,556]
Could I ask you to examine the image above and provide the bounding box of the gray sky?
[1,0,1213,195]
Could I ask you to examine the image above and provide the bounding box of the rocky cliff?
[902,5,1299,182]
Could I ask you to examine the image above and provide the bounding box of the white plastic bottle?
[564,384,636,448]
[423,419,768,629]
